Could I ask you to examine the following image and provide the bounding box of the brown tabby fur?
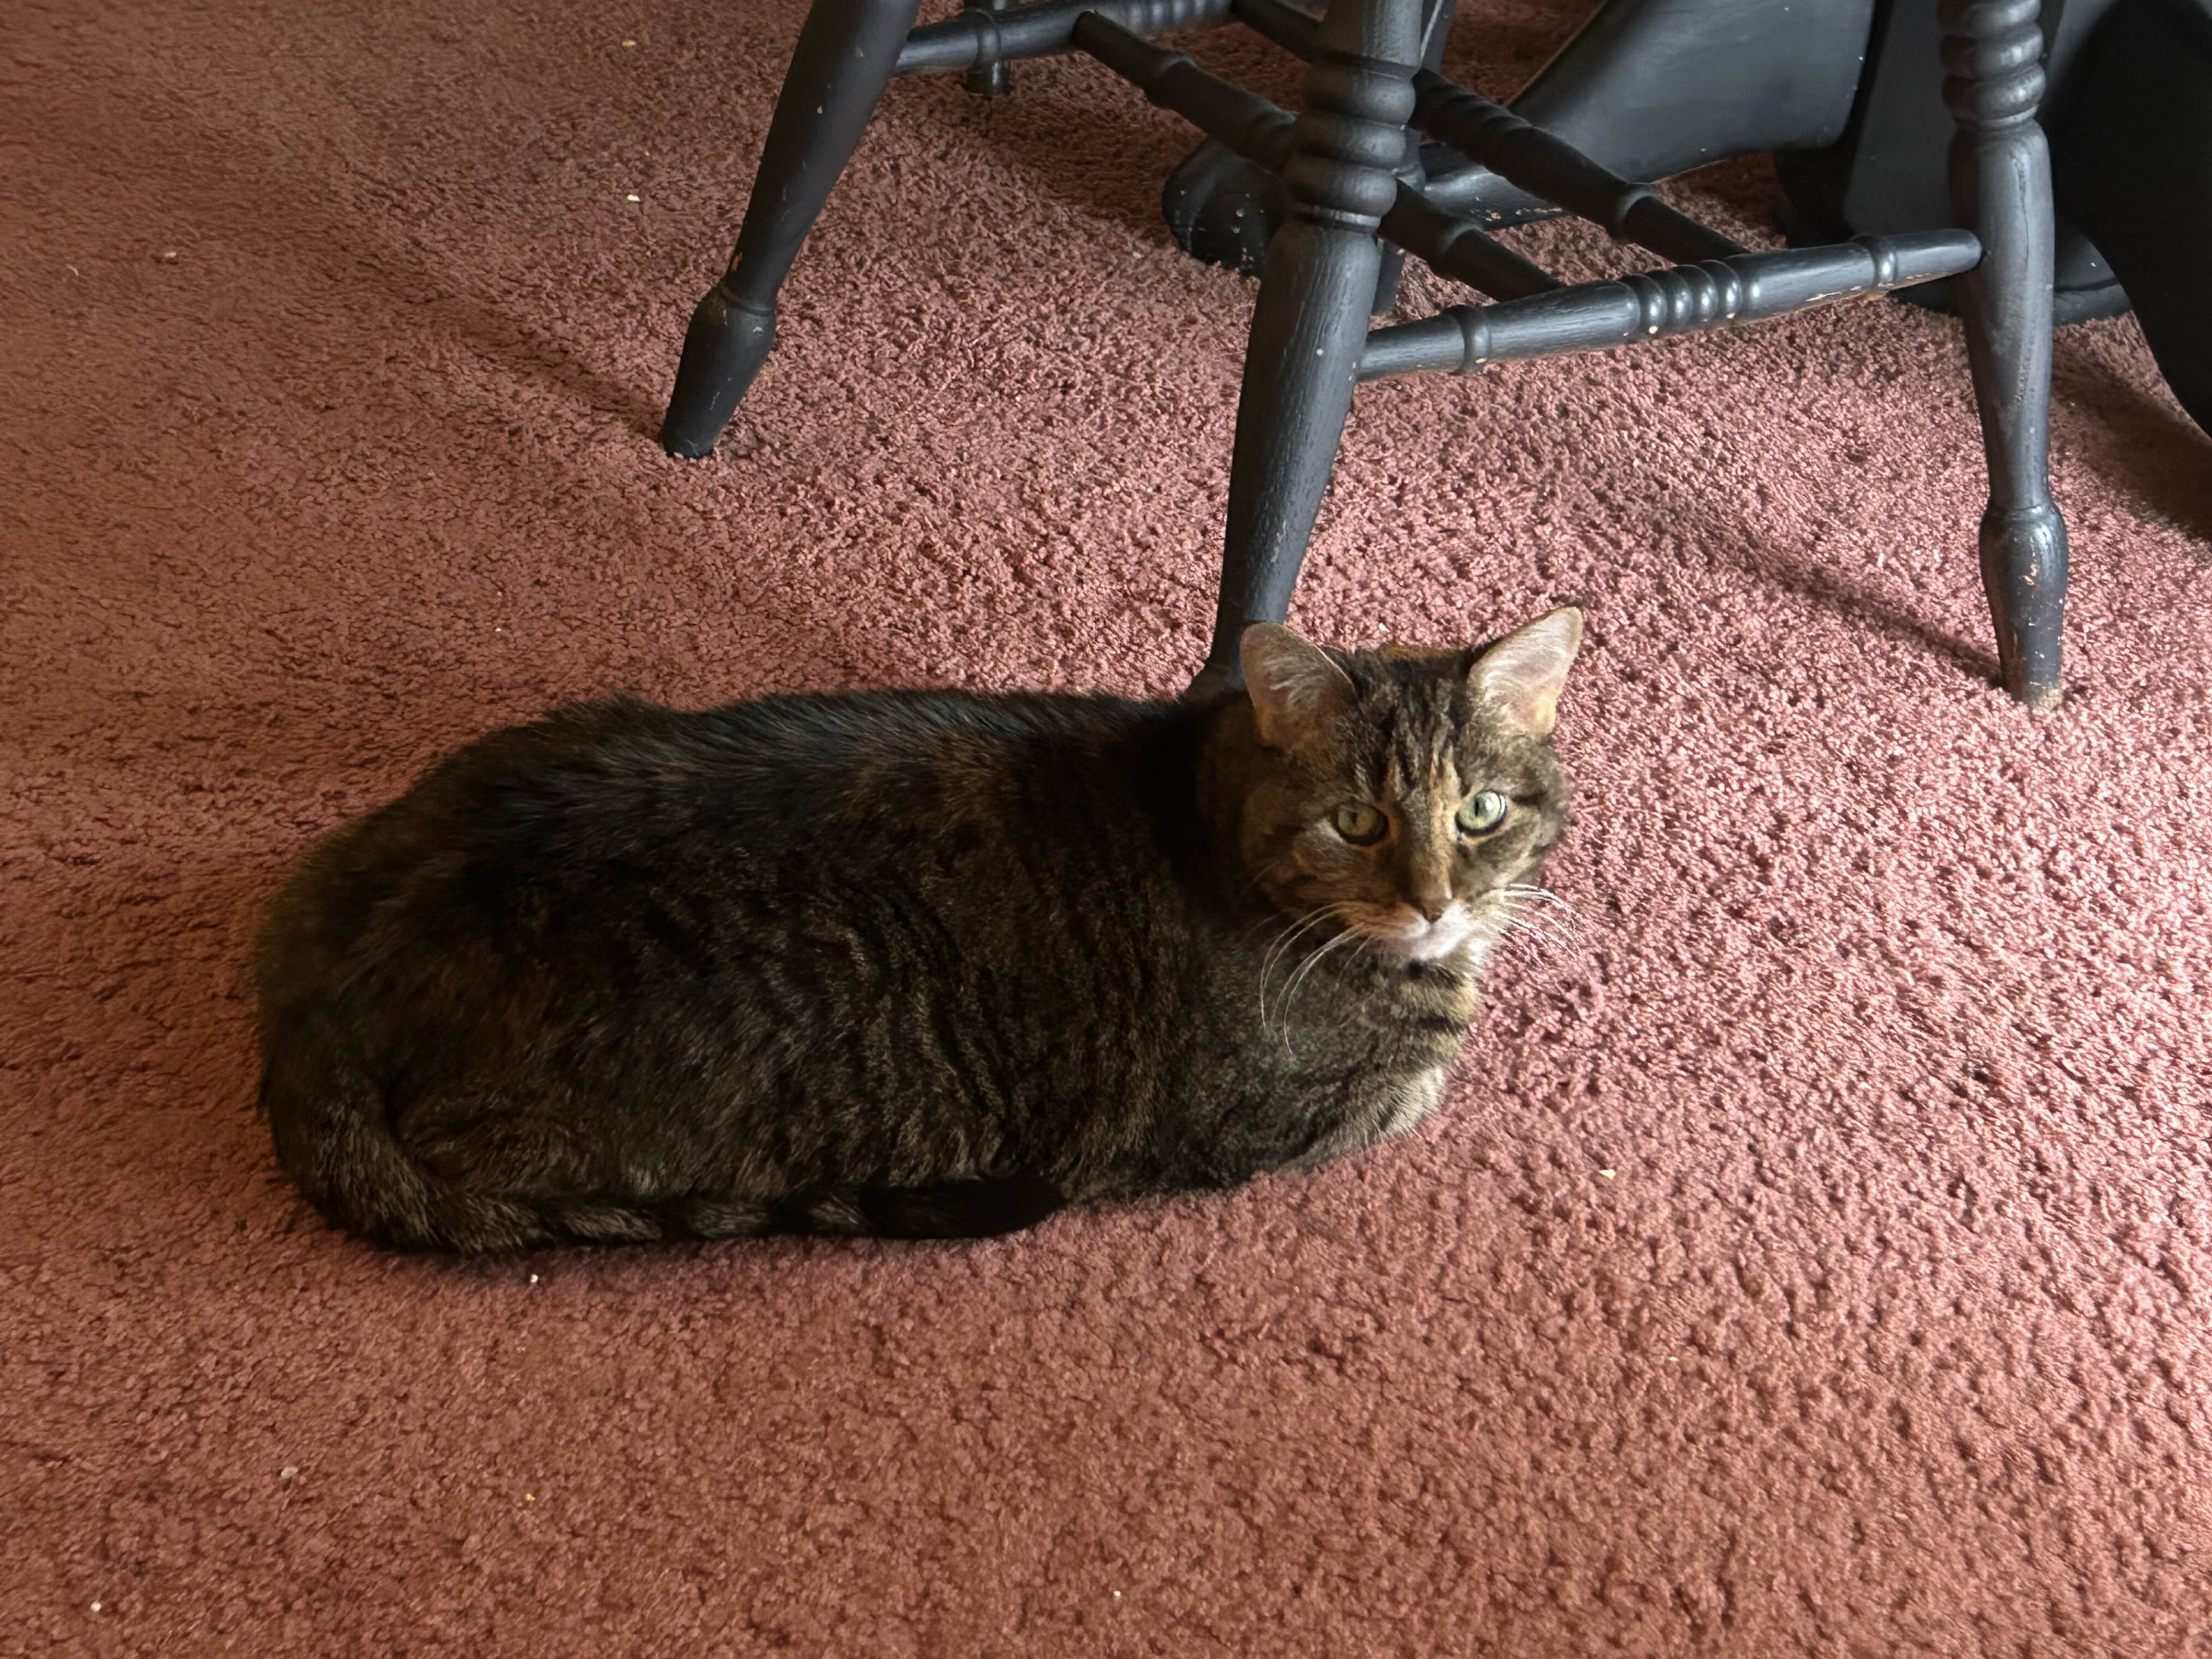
[256,611,1583,1251]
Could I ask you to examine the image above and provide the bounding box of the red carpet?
[7,0,2211,1652]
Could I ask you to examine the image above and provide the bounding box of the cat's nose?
[1413,894,1449,923]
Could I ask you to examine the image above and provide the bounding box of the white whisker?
[1499,883,1571,906]
[1492,887,1583,945]
[1498,884,1583,927]
[1257,904,1344,1018]
[1272,924,1364,1047]
[1481,888,1589,970]
[1258,902,1361,1035]
[1499,905,1578,948]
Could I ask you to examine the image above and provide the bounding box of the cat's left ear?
[1468,607,1584,738]
[1242,624,1355,751]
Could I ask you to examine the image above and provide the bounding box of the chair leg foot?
[662,280,777,460]
[1979,505,2067,709]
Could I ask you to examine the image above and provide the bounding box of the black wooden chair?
[659,0,2072,707]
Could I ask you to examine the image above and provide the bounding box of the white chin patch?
[1391,911,1477,963]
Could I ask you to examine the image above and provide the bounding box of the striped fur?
[257,617,1579,1252]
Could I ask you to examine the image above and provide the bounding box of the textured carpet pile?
[5,0,2210,1652]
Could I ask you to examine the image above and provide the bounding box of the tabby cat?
[257,609,1582,1251]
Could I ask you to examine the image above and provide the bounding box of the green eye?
[1331,802,1387,845]
[1455,791,1509,836]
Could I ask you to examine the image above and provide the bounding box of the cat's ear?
[1468,607,1584,738]
[1241,624,1355,751]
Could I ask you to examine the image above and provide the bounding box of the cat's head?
[1225,608,1582,966]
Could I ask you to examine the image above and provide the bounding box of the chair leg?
[1940,0,2069,709]
[1165,0,1450,317]
[966,0,1017,97]
[1194,0,1425,690]
[1370,0,1458,317]
[662,0,923,459]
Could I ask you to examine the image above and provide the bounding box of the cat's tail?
[259,1003,548,1252]
[259,1009,1064,1251]
[754,1179,1069,1242]
[344,1178,1069,1249]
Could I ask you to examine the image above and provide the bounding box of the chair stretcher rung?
[895,0,1234,77]
[1074,14,1559,300]
[1357,233,1984,380]
[1232,0,1744,265]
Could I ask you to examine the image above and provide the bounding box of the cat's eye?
[1455,791,1510,836]
[1331,802,1387,845]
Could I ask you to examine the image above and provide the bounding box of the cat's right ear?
[1241,624,1354,751]
[1468,606,1584,738]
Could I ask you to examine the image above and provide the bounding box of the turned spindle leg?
[662,0,923,459]
[1370,0,1457,317]
[1940,0,2069,708]
[1194,0,1424,691]
[964,0,1017,96]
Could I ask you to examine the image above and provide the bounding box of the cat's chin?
[1367,912,1482,966]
